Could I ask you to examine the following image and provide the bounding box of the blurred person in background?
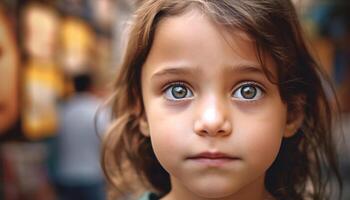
[51,73,109,200]
[0,3,19,200]
[0,3,19,137]
[21,2,65,140]
[1,0,114,199]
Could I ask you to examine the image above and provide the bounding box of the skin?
[140,10,300,200]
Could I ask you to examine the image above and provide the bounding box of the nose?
[193,96,232,137]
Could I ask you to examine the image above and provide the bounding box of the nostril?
[217,129,226,134]
[198,129,208,136]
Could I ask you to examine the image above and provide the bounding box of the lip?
[187,152,240,167]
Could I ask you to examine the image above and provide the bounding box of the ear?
[284,98,305,138]
[134,98,150,137]
[139,115,150,137]
[284,113,304,138]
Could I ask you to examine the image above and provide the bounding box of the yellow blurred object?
[61,17,94,51]
[22,59,65,139]
[60,17,96,75]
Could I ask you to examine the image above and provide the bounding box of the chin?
[190,183,236,199]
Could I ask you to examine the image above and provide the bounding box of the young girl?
[102,0,342,199]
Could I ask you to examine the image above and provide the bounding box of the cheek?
[147,108,190,167]
[247,126,282,163]
[235,102,287,168]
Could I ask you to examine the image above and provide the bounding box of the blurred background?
[0,0,349,200]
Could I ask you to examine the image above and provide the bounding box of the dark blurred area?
[0,0,137,199]
[0,0,349,200]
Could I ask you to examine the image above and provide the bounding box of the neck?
[161,175,274,200]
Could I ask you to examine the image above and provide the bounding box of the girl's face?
[141,10,296,200]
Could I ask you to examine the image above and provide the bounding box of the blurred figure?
[0,3,19,136]
[21,3,65,140]
[0,4,19,200]
[52,73,108,200]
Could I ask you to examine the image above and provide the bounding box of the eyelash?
[162,81,265,102]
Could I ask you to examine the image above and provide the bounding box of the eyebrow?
[151,65,198,80]
[151,64,266,80]
[226,64,266,76]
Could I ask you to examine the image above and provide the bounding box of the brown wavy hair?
[102,0,342,199]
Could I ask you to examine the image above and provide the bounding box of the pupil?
[172,86,187,98]
[241,86,256,99]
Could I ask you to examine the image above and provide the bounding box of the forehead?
[157,10,254,57]
[144,9,276,77]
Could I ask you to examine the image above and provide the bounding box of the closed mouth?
[186,152,240,167]
[187,152,240,160]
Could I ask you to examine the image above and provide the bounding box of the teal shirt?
[139,192,159,200]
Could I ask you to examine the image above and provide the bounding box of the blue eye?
[164,83,193,100]
[232,83,263,101]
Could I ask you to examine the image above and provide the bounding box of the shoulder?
[138,192,159,200]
